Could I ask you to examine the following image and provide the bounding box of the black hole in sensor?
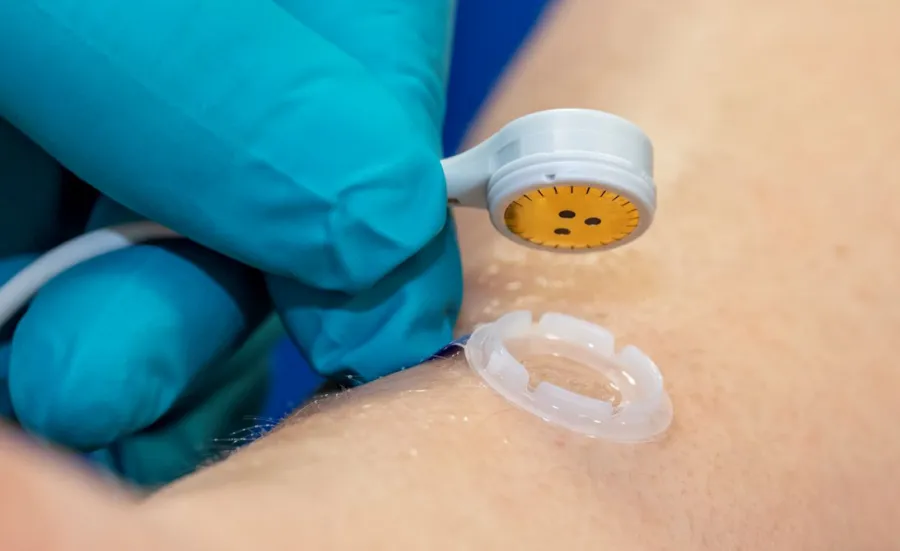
[584,217,601,226]
[558,210,576,218]
[554,228,571,235]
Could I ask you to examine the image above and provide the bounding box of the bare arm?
[146,350,895,550]
[4,1,899,549]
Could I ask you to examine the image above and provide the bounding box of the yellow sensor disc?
[502,184,640,250]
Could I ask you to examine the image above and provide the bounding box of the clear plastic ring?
[464,310,673,442]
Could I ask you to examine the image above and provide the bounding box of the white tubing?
[0,221,180,327]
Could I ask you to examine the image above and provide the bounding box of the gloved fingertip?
[271,219,462,383]
[326,147,450,292]
[8,327,159,450]
[8,240,268,451]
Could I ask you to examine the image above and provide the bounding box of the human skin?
[3,0,900,549]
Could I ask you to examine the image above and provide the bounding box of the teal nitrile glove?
[0,0,462,487]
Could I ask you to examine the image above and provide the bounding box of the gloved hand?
[0,0,462,487]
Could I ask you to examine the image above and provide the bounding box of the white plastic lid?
[464,311,673,442]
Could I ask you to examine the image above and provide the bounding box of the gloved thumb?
[0,0,448,293]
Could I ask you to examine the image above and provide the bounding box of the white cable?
[0,221,181,328]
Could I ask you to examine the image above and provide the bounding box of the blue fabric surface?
[442,0,555,154]
[262,0,555,423]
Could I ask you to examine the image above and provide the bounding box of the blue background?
[263,0,555,422]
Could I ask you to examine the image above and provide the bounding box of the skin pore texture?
[3,0,900,549]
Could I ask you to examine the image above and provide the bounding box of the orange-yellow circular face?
[503,184,640,249]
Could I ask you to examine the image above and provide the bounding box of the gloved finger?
[269,1,462,383]
[276,0,456,146]
[8,197,271,451]
[0,118,67,257]
[0,0,448,293]
[268,218,462,383]
[87,317,276,487]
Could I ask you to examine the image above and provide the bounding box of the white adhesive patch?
[464,310,673,442]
